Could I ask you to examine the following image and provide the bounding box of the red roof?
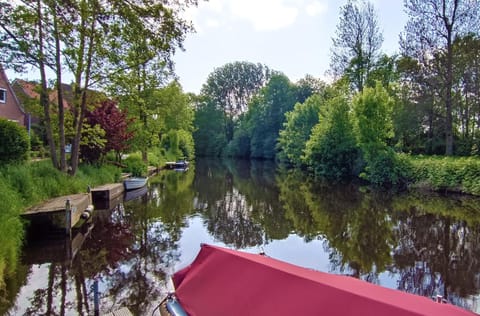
[173,244,476,316]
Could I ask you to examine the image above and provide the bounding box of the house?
[12,79,72,110]
[0,65,27,128]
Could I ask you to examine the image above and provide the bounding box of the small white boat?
[123,177,148,191]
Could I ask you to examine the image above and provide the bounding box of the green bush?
[123,154,147,177]
[360,150,413,187]
[0,118,30,164]
[408,156,480,195]
[304,95,358,179]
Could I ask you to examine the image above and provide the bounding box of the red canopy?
[173,244,476,316]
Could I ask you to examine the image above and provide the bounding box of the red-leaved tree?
[82,100,134,162]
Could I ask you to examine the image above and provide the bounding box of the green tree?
[330,0,383,92]
[201,61,274,141]
[1,0,61,169]
[155,83,194,135]
[248,74,297,159]
[452,35,480,155]
[304,94,358,179]
[353,82,401,186]
[2,0,198,174]
[193,96,227,157]
[401,0,480,155]
[277,95,323,166]
[294,75,326,103]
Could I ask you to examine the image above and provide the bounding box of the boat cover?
[173,244,476,316]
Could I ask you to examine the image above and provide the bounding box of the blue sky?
[174,0,408,94]
[6,0,407,95]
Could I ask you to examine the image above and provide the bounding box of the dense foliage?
[277,94,323,167]
[200,61,274,142]
[223,74,305,159]
[193,97,227,157]
[1,0,198,174]
[82,100,134,162]
[305,94,358,179]
[192,1,480,190]
[408,156,480,195]
[0,119,29,164]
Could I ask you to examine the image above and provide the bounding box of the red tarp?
[173,244,477,316]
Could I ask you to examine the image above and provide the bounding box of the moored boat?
[159,244,476,316]
[123,177,148,191]
[165,159,190,170]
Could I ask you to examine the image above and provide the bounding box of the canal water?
[3,158,480,315]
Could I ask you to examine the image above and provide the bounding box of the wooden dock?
[93,191,123,210]
[23,193,90,234]
[148,165,158,176]
[91,183,124,203]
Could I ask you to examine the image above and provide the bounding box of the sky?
[174,0,408,94]
[5,0,408,95]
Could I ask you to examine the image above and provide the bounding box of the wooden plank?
[91,183,124,202]
[24,193,89,230]
[24,194,89,216]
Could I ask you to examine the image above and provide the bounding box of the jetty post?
[65,199,72,237]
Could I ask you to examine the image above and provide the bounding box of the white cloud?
[306,1,328,17]
[182,0,226,33]
[185,0,331,33]
[205,18,221,28]
[229,0,299,31]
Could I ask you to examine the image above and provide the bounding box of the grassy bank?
[0,160,121,302]
[407,155,480,195]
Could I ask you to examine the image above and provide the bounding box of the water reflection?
[3,158,480,314]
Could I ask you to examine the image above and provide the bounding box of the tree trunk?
[70,14,96,175]
[37,0,59,169]
[443,1,455,156]
[53,8,67,172]
[445,48,454,155]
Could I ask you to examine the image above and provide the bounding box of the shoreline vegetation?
[407,155,480,196]
[0,160,121,302]
[0,146,189,302]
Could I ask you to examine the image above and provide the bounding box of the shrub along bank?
[407,155,480,195]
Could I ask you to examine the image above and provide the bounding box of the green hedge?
[408,156,480,195]
[0,118,29,164]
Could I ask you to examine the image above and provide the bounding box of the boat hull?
[123,177,147,191]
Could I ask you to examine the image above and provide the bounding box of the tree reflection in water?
[4,158,480,314]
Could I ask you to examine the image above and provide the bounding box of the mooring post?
[65,199,72,237]
[93,279,99,316]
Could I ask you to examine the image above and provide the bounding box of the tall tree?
[452,35,480,155]
[304,92,358,179]
[401,0,480,155]
[1,0,198,174]
[193,96,227,157]
[0,0,59,168]
[201,61,274,141]
[84,99,134,162]
[330,0,383,92]
[248,74,297,159]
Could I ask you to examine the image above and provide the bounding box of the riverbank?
[0,160,122,303]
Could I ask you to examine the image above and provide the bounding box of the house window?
[0,88,6,103]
